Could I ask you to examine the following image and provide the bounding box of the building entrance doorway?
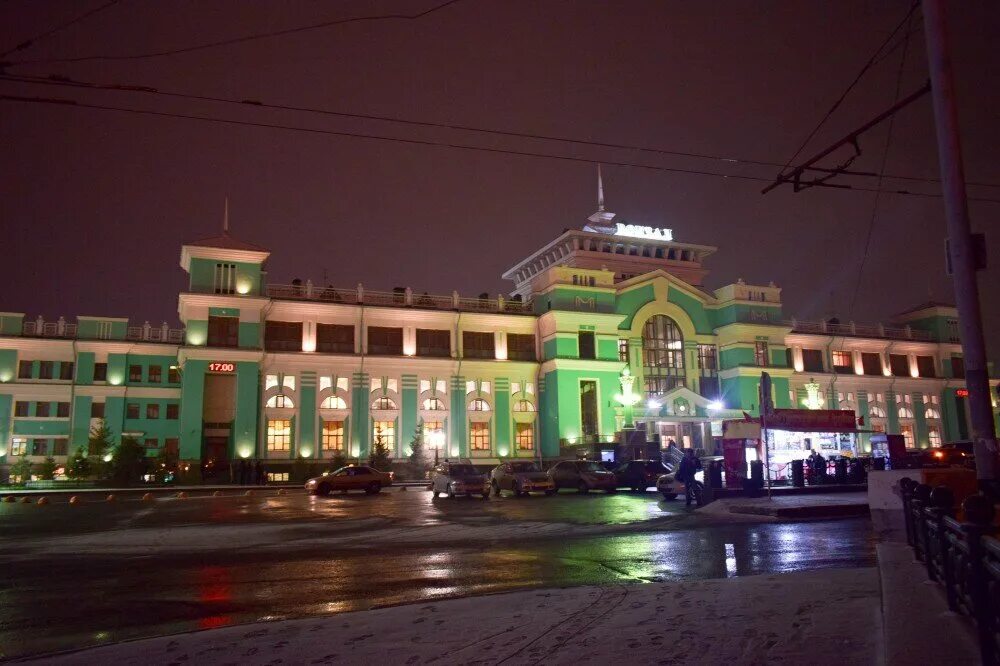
[202,435,230,480]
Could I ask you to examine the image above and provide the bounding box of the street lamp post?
[430,430,445,466]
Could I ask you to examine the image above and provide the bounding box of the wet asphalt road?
[0,489,876,659]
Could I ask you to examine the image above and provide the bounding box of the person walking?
[676,449,703,506]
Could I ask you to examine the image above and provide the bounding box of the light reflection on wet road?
[0,491,875,659]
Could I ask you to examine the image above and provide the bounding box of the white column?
[792,346,804,372]
[403,326,416,356]
[302,321,316,352]
[495,331,508,360]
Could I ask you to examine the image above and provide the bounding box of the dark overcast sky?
[1,1,997,358]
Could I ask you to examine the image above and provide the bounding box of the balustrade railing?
[900,478,999,664]
[266,282,531,315]
[21,317,183,342]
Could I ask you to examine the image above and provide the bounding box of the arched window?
[869,404,886,418]
[372,396,397,410]
[925,406,941,420]
[320,395,347,409]
[422,397,446,410]
[897,405,914,419]
[266,394,293,408]
[642,315,685,396]
[512,399,535,412]
[468,398,491,411]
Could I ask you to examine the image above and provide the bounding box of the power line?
[773,1,920,177]
[3,0,464,66]
[2,93,998,204]
[4,71,998,190]
[1,0,123,58]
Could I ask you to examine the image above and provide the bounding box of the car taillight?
[933,451,944,459]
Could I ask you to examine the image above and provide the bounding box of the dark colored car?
[918,441,974,467]
[614,459,671,491]
[490,461,556,496]
[430,462,490,499]
[547,460,617,493]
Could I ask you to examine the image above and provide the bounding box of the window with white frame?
[214,262,237,295]
[373,421,395,449]
[900,424,915,448]
[898,404,914,419]
[928,425,943,447]
[512,399,534,412]
[10,437,27,456]
[469,398,491,411]
[372,397,397,410]
[470,422,490,450]
[925,405,941,420]
[321,421,344,452]
[266,419,291,451]
[422,397,446,410]
[320,395,347,409]
[266,394,294,408]
[515,422,534,450]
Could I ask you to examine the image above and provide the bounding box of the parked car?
[430,462,490,499]
[655,467,705,502]
[547,460,618,493]
[305,465,393,496]
[613,459,671,491]
[913,441,975,468]
[490,461,556,497]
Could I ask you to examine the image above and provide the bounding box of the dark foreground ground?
[0,488,876,659]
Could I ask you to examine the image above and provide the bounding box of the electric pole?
[922,0,998,491]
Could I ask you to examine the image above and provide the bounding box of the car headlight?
[306,480,317,486]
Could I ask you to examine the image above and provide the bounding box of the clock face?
[208,362,236,373]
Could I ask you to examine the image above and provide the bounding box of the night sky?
[1,1,997,358]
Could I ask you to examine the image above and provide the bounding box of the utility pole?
[922,0,998,492]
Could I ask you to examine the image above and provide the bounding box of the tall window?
[316,324,355,354]
[94,362,108,382]
[168,366,181,383]
[373,421,395,450]
[515,422,534,450]
[889,354,909,377]
[10,438,26,456]
[59,362,74,380]
[214,262,236,294]
[148,365,162,383]
[18,361,31,379]
[32,439,48,456]
[56,402,70,417]
[126,403,139,419]
[416,329,451,357]
[207,316,239,347]
[129,364,143,382]
[372,396,397,410]
[754,341,769,367]
[36,402,50,417]
[147,404,160,419]
[38,361,53,379]
[578,331,596,360]
[14,401,29,417]
[265,321,303,352]
[368,327,403,355]
[900,424,914,448]
[916,356,936,378]
[507,334,536,361]
[642,315,685,395]
[470,422,490,450]
[167,404,179,419]
[321,420,345,452]
[423,421,444,440]
[928,425,942,447]
[462,331,494,359]
[618,339,629,363]
[266,419,291,451]
[832,351,853,374]
[91,402,105,418]
[950,356,965,378]
[861,352,883,375]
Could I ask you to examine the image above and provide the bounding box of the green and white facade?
[1,201,998,479]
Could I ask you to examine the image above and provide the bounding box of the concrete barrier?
[69,496,81,505]
[36,496,49,505]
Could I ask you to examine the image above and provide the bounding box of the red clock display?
[955,388,969,398]
[208,362,236,373]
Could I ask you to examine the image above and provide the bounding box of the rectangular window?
[91,402,105,418]
[32,439,48,456]
[416,329,451,357]
[316,323,355,354]
[146,403,160,419]
[832,351,853,374]
[264,320,303,352]
[580,380,598,437]
[168,366,181,383]
[59,362,75,380]
[164,438,179,456]
[861,352,883,375]
[266,419,291,451]
[10,437,27,456]
[578,331,596,360]
[373,421,395,451]
[951,356,965,378]
[900,424,914,448]
[166,404,179,420]
[214,262,237,295]
[53,438,69,456]
[469,421,491,451]
[801,349,824,373]
[94,362,108,382]
[507,333,536,361]
[148,365,162,383]
[321,420,345,452]
[754,341,769,367]
[56,402,70,417]
[144,438,159,449]
[889,354,909,377]
[461,331,494,359]
[14,401,29,417]
[697,344,718,372]
[423,421,444,441]
[368,327,404,356]
[126,403,140,419]
[38,361,53,379]
[18,360,32,379]
[916,356,936,378]
[515,422,534,450]
[35,402,50,417]
[267,472,290,482]
[928,425,942,447]
[207,315,239,348]
[618,339,629,363]
[129,364,143,382]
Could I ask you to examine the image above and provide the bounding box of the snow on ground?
[38,567,880,666]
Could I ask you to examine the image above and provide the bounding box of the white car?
[655,469,705,501]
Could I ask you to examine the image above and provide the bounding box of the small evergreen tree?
[106,437,147,487]
[369,426,392,471]
[67,447,92,480]
[87,419,115,476]
[329,452,348,471]
[10,454,33,484]
[408,420,429,475]
[154,445,179,483]
[38,456,58,481]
